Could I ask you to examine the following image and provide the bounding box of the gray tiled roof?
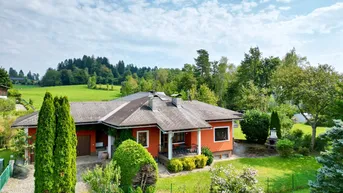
[12,92,242,131]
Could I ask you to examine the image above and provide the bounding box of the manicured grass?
[156,156,320,193]
[13,85,121,109]
[234,123,327,140]
[0,149,14,168]
[291,124,327,136]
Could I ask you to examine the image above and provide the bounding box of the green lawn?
[14,85,121,109]
[0,149,13,168]
[156,156,320,193]
[234,123,328,140]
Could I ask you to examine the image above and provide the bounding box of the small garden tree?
[210,165,263,193]
[34,92,56,193]
[113,139,158,191]
[309,120,343,192]
[53,96,77,192]
[270,111,281,138]
[240,110,270,144]
[82,160,122,193]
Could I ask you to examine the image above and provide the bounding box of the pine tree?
[270,111,281,138]
[309,120,343,192]
[53,97,77,192]
[34,92,56,193]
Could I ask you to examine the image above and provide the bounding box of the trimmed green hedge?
[167,155,208,173]
[113,139,158,189]
[194,155,208,168]
[167,159,183,172]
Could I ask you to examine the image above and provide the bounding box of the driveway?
[2,156,107,193]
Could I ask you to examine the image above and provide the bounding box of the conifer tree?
[53,97,77,192]
[34,92,56,193]
[309,120,343,192]
[270,111,281,138]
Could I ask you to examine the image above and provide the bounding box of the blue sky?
[1,0,342,76]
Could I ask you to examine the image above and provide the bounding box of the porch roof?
[12,92,242,131]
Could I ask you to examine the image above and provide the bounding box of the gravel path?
[1,165,90,193]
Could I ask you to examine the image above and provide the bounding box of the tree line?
[8,67,40,85]
[40,56,155,86]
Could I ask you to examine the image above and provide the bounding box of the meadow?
[14,85,122,109]
[234,124,328,140]
[156,156,320,193]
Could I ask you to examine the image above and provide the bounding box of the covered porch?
[157,129,205,165]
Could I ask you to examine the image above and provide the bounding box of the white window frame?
[213,126,230,142]
[137,130,149,148]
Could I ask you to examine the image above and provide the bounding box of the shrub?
[167,159,183,172]
[8,89,21,98]
[135,187,143,193]
[194,155,208,168]
[270,111,281,138]
[0,98,15,114]
[82,160,123,193]
[297,147,310,156]
[201,147,213,166]
[301,134,312,149]
[240,110,270,144]
[113,139,158,190]
[284,129,304,150]
[276,139,294,157]
[210,165,262,193]
[181,157,196,171]
[314,135,329,152]
[145,186,156,193]
[114,129,135,147]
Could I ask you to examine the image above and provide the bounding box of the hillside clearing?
[14,85,121,109]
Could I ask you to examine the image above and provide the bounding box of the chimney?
[171,93,182,108]
[149,90,157,111]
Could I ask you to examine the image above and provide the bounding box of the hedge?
[167,159,183,172]
[194,155,208,168]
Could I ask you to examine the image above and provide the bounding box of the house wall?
[0,87,7,97]
[27,127,97,158]
[132,127,160,158]
[76,130,97,154]
[202,121,233,153]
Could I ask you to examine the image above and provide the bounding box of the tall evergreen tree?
[270,111,281,138]
[54,97,77,193]
[309,120,343,192]
[34,92,56,193]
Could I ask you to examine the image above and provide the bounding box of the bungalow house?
[12,91,242,163]
[0,85,9,99]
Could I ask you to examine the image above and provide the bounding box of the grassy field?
[0,149,13,168]
[156,156,320,193]
[14,85,121,109]
[234,123,328,140]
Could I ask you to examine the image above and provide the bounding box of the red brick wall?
[132,127,160,158]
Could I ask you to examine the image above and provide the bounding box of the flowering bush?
[210,165,263,193]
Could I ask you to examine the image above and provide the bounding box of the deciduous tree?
[272,64,340,150]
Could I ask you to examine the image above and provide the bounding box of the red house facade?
[12,92,241,163]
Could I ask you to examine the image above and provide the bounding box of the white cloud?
[260,0,270,3]
[0,0,343,75]
[276,0,292,3]
[279,6,291,10]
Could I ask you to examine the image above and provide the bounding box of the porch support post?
[197,128,201,155]
[24,127,29,164]
[168,132,173,160]
[108,135,112,159]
